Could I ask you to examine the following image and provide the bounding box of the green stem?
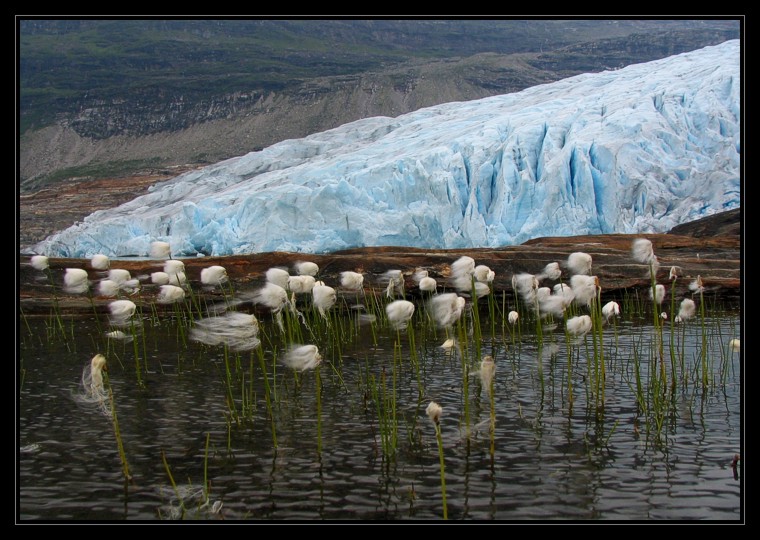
[434,421,448,520]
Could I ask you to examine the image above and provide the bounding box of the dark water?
[18,304,742,522]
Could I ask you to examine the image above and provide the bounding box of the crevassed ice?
[31,40,741,258]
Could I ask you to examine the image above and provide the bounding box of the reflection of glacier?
[32,40,740,258]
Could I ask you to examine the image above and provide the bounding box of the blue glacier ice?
[30,40,741,258]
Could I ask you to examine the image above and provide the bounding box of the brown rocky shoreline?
[18,223,741,318]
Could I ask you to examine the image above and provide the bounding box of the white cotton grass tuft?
[340,271,365,291]
[426,401,443,424]
[386,300,416,330]
[553,283,575,303]
[669,266,680,280]
[508,311,519,324]
[566,315,593,337]
[413,268,438,292]
[413,268,429,281]
[677,298,696,321]
[167,271,187,286]
[536,287,551,302]
[294,261,319,276]
[660,312,668,320]
[474,265,495,283]
[428,293,466,329]
[512,273,539,304]
[281,344,322,372]
[120,278,142,295]
[266,267,291,289]
[451,256,475,277]
[162,260,187,286]
[602,301,620,322]
[539,293,572,319]
[440,338,458,351]
[157,284,186,304]
[63,268,90,294]
[537,262,562,282]
[472,281,491,298]
[150,241,172,259]
[98,279,121,297]
[90,254,110,271]
[288,275,316,294]
[253,282,289,313]
[570,275,599,307]
[151,272,171,285]
[108,268,131,285]
[75,354,110,417]
[164,259,185,276]
[649,284,666,305]
[689,276,704,294]
[190,312,260,351]
[728,338,740,352]
[418,276,437,292]
[31,255,49,271]
[108,299,137,326]
[566,252,592,276]
[201,265,228,286]
[312,284,337,319]
[631,238,658,266]
[479,355,496,396]
[382,269,405,298]
[87,354,107,395]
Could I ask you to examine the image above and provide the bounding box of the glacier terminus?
[30,40,740,258]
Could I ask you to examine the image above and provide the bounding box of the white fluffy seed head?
[158,284,186,304]
[566,315,592,337]
[340,271,364,291]
[288,275,316,294]
[677,298,696,321]
[294,261,319,276]
[567,252,593,276]
[108,268,131,285]
[450,256,475,278]
[31,255,49,271]
[266,267,291,289]
[474,265,495,283]
[631,238,656,264]
[649,284,666,304]
[201,265,228,286]
[64,268,89,293]
[538,262,562,281]
[90,254,110,270]
[281,344,322,371]
[418,276,437,292]
[164,259,185,275]
[151,271,170,285]
[570,275,599,307]
[150,241,172,259]
[428,293,466,329]
[98,279,120,297]
[602,301,621,320]
[386,300,416,330]
[426,401,443,424]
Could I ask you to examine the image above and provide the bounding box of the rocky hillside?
[19,19,740,191]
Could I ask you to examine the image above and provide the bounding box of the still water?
[18,302,742,522]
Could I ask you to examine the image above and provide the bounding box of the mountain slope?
[18,19,740,189]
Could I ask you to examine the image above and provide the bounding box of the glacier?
[29,40,741,258]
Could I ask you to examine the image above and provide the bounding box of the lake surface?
[17,296,742,522]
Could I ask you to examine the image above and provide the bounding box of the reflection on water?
[18,307,742,521]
